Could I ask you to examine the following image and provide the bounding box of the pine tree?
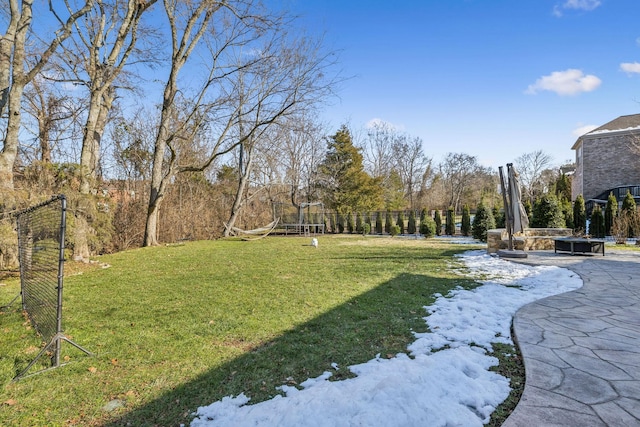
[407,210,417,234]
[573,195,586,234]
[355,212,363,234]
[472,200,495,242]
[605,192,617,236]
[434,210,442,236]
[590,204,605,238]
[461,204,471,236]
[531,194,565,228]
[319,125,384,214]
[445,206,455,235]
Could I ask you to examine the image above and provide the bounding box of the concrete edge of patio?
[500,249,640,427]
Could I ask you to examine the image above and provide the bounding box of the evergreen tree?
[561,198,574,230]
[492,206,505,228]
[445,206,455,235]
[523,198,532,223]
[319,125,384,214]
[573,194,586,234]
[396,211,405,234]
[461,204,471,236]
[554,172,572,201]
[434,210,442,236]
[337,213,345,233]
[420,208,428,227]
[375,211,383,234]
[531,194,565,228]
[420,214,436,237]
[621,191,637,238]
[407,210,417,234]
[347,212,355,233]
[385,210,393,234]
[605,192,617,236]
[472,200,495,242]
[355,212,363,234]
[363,212,371,234]
[590,204,605,238]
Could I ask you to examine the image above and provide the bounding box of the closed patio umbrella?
[508,164,529,234]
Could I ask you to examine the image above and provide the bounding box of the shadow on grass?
[102,272,465,427]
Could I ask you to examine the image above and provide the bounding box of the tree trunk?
[224,142,254,237]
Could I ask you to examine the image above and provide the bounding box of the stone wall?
[487,228,573,253]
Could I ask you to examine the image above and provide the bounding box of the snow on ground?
[190,250,583,427]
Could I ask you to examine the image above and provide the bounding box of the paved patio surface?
[502,249,640,427]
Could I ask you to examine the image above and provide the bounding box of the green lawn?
[0,236,501,426]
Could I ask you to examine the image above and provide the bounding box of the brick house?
[572,114,640,210]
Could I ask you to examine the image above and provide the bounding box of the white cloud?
[620,62,640,75]
[365,118,403,131]
[525,69,601,96]
[553,0,601,17]
[572,124,598,137]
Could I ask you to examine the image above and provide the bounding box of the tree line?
[1,1,580,268]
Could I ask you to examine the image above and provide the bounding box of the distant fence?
[13,195,91,380]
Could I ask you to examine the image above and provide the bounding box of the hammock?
[225,218,280,241]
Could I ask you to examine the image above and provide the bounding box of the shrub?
[472,200,495,242]
[385,210,393,234]
[492,206,505,229]
[389,224,401,237]
[531,194,565,228]
[337,214,345,234]
[420,208,427,224]
[461,205,471,236]
[605,192,617,235]
[407,210,417,234]
[621,191,637,238]
[362,223,371,236]
[445,206,455,235]
[434,210,442,236]
[573,195,586,234]
[561,198,574,230]
[375,211,383,234]
[589,204,605,238]
[347,212,355,234]
[355,212,363,234]
[611,211,633,244]
[419,215,436,238]
[396,211,405,234]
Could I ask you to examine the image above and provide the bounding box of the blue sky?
[280,0,640,169]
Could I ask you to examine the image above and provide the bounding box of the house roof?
[571,113,640,149]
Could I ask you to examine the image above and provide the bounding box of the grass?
[0,236,524,426]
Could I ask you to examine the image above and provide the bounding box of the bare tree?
[271,113,326,207]
[392,135,431,209]
[142,1,338,245]
[439,152,482,213]
[363,119,396,179]
[22,74,85,164]
[514,150,553,202]
[54,0,159,194]
[222,34,339,236]
[0,0,93,201]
